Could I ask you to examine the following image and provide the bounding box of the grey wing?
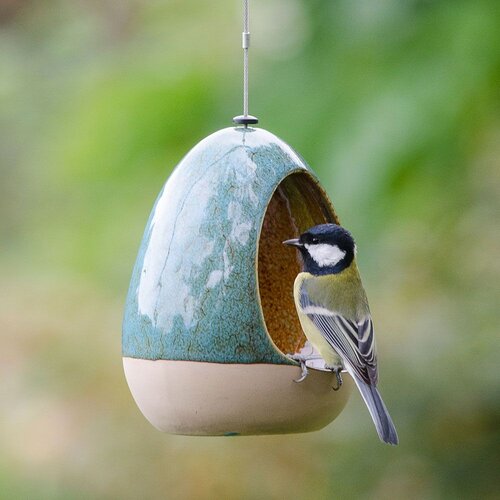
[300,286,378,385]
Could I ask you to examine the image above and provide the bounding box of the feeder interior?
[257,171,339,357]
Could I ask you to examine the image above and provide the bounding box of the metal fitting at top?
[242,32,250,49]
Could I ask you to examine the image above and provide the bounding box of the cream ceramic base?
[123,357,352,436]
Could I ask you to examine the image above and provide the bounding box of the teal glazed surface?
[123,127,322,364]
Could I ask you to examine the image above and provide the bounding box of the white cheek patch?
[305,243,346,268]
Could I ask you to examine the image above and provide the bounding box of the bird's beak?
[282,238,303,248]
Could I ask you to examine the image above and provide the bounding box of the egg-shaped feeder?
[123,126,353,435]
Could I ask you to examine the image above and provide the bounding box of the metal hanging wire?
[233,0,259,126]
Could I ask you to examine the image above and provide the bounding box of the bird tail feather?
[353,376,399,445]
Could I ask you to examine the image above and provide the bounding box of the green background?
[1,0,499,498]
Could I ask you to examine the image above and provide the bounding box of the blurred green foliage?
[1,0,499,498]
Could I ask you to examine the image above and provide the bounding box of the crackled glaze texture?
[122,127,337,364]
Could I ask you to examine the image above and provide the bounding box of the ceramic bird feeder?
[123,127,353,435]
[122,0,352,436]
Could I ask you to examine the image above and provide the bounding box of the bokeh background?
[1,0,499,498]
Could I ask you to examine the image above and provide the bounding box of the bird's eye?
[311,237,319,244]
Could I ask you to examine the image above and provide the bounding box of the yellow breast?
[293,273,343,368]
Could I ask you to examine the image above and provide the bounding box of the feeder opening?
[257,171,339,357]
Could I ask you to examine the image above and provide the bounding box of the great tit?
[284,223,399,445]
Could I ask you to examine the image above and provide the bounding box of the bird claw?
[294,360,309,383]
[287,354,342,386]
[330,367,343,391]
[287,354,310,383]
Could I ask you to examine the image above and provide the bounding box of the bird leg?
[327,366,343,391]
[295,359,308,383]
[286,354,323,383]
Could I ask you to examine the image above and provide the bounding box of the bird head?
[283,223,356,275]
